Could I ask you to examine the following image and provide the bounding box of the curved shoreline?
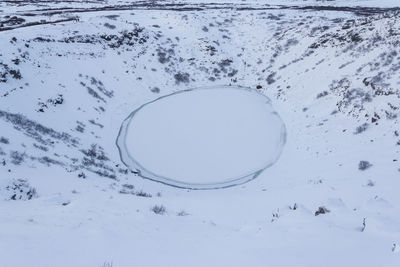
[116,85,287,190]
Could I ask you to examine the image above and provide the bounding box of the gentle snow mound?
[117,86,286,189]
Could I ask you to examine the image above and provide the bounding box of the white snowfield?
[0,0,400,267]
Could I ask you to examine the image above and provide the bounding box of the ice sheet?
[117,86,286,189]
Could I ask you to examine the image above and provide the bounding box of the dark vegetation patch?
[0,16,25,28]
[338,88,373,113]
[80,144,116,179]
[177,210,189,216]
[33,143,48,151]
[151,87,160,93]
[119,184,152,197]
[371,112,380,123]
[0,109,79,147]
[82,84,106,103]
[217,59,233,72]
[296,5,400,16]
[151,205,166,215]
[2,2,397,19]
[227,69,238,77]
[37,94,64,112]
[354,123,369,134]
[81,144,108,161]
[119,183,134,194]
[204,44,217,56]
[315,206,330,216]
[215,59,238,78]
[75,121,85,133]
[32,25,148,50]
[103,23,116,29]
[61,27,147,48]
[328,78,390,118]
[0,62,22,83]
[267,72,276,84]
[135,190,152,198]
[156,47,174,64]
[0,137,9,144]
[366,180,375,187]
[10,150,26,165]
[4,179,37,201]
[88,119,104,129]
[359,160,372,170]
[303,13,400,124]
[309,12,400,51]
[316,91,329,98]
[0,18,76,32]
[104,15,120,20]
[79,75,113,103]
[174,72,190,84]
[88,77,113,98]
[9,149,63,167]
[361,75,397,97]
[38,156,63,167]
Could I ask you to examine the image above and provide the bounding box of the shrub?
[151,205,166,215]
[174,72,190,84]
[177,210,189,216]
[0,137,9,144]
[10,151,25,165]
[135,190,152,198]
[354,123,369,134]
[315,206,330,216]
[5,179,38,200]
[359,160,372,170]
[102,262,113,267]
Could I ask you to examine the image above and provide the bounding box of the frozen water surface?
[117,86,286,189]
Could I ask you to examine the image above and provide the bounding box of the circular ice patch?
[116,86,286,189]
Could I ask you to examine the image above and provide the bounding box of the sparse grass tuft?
[102,262,113,267]
[359,160,372,170]
[151,205,166,215]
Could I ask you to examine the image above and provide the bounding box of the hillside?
[0,1,400,266]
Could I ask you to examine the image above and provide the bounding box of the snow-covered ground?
[1,1,400,266]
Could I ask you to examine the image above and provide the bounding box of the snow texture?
[0,0,400,266]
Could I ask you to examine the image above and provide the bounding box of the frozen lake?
[117,86,286,189]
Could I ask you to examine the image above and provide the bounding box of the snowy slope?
[0,1,400,266]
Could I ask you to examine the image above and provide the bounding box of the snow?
[118,86,285,188]
[0,0,400,266]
